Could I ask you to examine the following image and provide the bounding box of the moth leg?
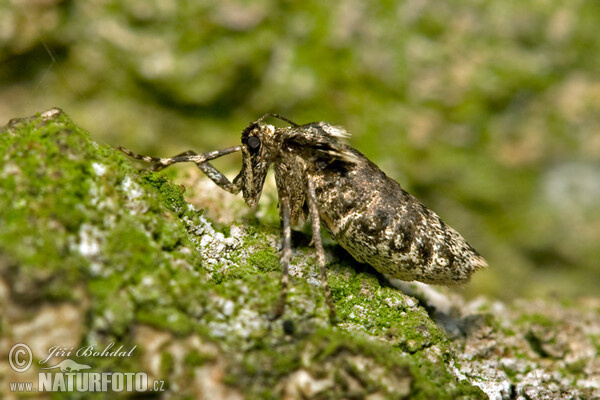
[271,197,292,320]
[306,178,337,323]
[197,162,242,194]
[116,146,241,172]
[117,146,243,194]
[116,147,192,171]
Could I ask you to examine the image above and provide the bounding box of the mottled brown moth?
[117,114,487,321]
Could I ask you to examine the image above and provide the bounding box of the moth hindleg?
[307,178,337,322]
[271,197,292,320]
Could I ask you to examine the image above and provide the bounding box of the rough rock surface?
[1,109,598,399]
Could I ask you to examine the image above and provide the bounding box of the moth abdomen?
[311,146,487,286]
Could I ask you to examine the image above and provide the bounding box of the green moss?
[245,247,280,273]
[561,359,587,378]
[516,312,556,328]
[161,351,174,378]
[140,172,188,217]
[184,349,213,367]
[137,307,195,335]
[231,328,485,399]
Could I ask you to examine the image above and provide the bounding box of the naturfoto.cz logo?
[7,342,165,393]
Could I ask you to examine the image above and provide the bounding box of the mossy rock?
[1,109,487,398]
[4,109,598,399]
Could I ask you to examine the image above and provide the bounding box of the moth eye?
[247,136,261,152]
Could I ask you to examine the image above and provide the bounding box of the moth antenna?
[254,113,299,127]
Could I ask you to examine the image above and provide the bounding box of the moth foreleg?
[116,146,241,172]
[197,162,242,194]
[271,197,292,321]
[116,146,174,171]
[307,178,337,323]
[117,146,243,194]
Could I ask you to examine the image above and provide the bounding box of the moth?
[117,114,487,321]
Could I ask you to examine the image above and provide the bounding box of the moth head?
[239,122,276,208]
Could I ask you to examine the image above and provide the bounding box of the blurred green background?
[2,0,599,300]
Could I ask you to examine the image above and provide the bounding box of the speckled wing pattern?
[287,122,487,285]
